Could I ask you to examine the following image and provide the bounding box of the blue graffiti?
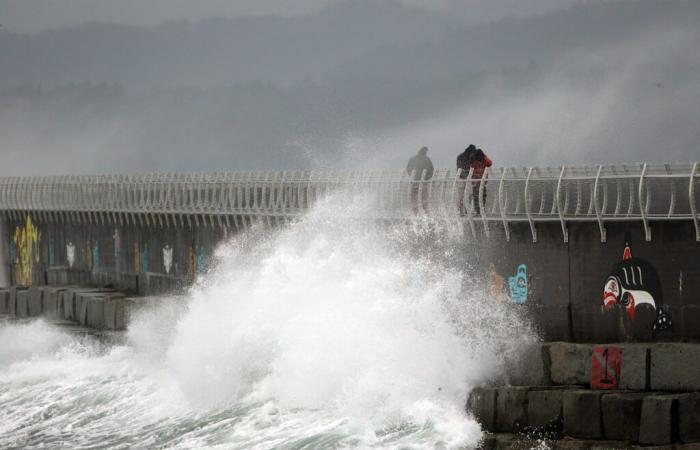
[197,247,206,274]
[508,264,528,304]
[8,241,16,264]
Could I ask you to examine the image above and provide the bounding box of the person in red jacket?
[457,146,492,215]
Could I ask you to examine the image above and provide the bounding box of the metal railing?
[0,162,698,242]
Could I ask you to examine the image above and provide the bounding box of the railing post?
[498,167,510,242]
[593,165,607,243]
[556,166,569,243]
[524,167,537,242]
[639,163,651,241]
[690,161,699,242]
[0,216,8,287]
[479,168,490,238]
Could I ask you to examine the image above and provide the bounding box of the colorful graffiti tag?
[603,237,671,333]
[508,264,528,304]
[13,216,41,285]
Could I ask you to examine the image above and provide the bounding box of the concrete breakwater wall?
[2,214,700,342]
[0,285,148,330]
[471,342,700,448]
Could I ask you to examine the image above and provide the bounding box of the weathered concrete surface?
[496,387,529,432]
[27,286,43,316]
[562,390,603,439]
[601,393,645,443]
[466,387,498,433]
[15,289,29,318]
[528,389,563,429]
[506,343,551,386]
[639,395,679,446]
[651,344,700,391]
[617,344,649,391]
[42,287,66,320]
[0,288,9,314]
[550,343,592,386]
[678,393,700,443]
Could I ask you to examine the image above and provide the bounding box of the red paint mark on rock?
[592,346,622,389]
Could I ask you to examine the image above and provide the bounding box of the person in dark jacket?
[456,145,475,214]
[406,146,434,213]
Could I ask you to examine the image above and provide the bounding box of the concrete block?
[103,298,117,330]
[679,393,700,443]
[78,294,89,325]
[16,290,29,318]
[528,389,563,429]
[551,440,629,450]
[651,344,700,391]
[8,286,28,316]
[617,344,649,391]
[42,288,64,319]
[601,393,645,442]
[562,390,603,439]
[62,289,76,321]
[550,342,592,386]
[467,387,498,432]
[496,387,529,432]
[0,289,9,314]
[85,296,105,329]
[507,343,551,386]
[27,286,44,316]
[639,395,678,446]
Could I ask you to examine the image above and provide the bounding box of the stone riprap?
[0,285,154,331]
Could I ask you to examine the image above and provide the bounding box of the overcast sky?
[0,0,576,33]
[0,0,697,175]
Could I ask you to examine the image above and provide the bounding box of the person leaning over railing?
[406,146,434,214]
[456,145,492,215]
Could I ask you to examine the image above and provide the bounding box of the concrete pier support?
[0,218,8,287]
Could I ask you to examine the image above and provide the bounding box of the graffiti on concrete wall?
[488,263,506,300]
[591,345,622,389]
[141,242,150,273]
[508,264,528,304]
[13,216,41,285]
[163,245,173,274]
[86,240,93,271]
[603,237,672,333]
[189,245,207,276]
[113,229,121,271]
[91,240,100,272]
[66,242,76,268]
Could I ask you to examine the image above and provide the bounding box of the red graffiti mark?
[591,346,622,389]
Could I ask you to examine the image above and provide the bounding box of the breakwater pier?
[1,162,699,448]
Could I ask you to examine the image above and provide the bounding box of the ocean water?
[0,198,536,449]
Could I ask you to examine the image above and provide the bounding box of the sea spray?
[0,196,537,449]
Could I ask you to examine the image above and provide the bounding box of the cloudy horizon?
[0,0,698,175]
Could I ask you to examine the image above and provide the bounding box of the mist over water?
[0,197,536,449]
